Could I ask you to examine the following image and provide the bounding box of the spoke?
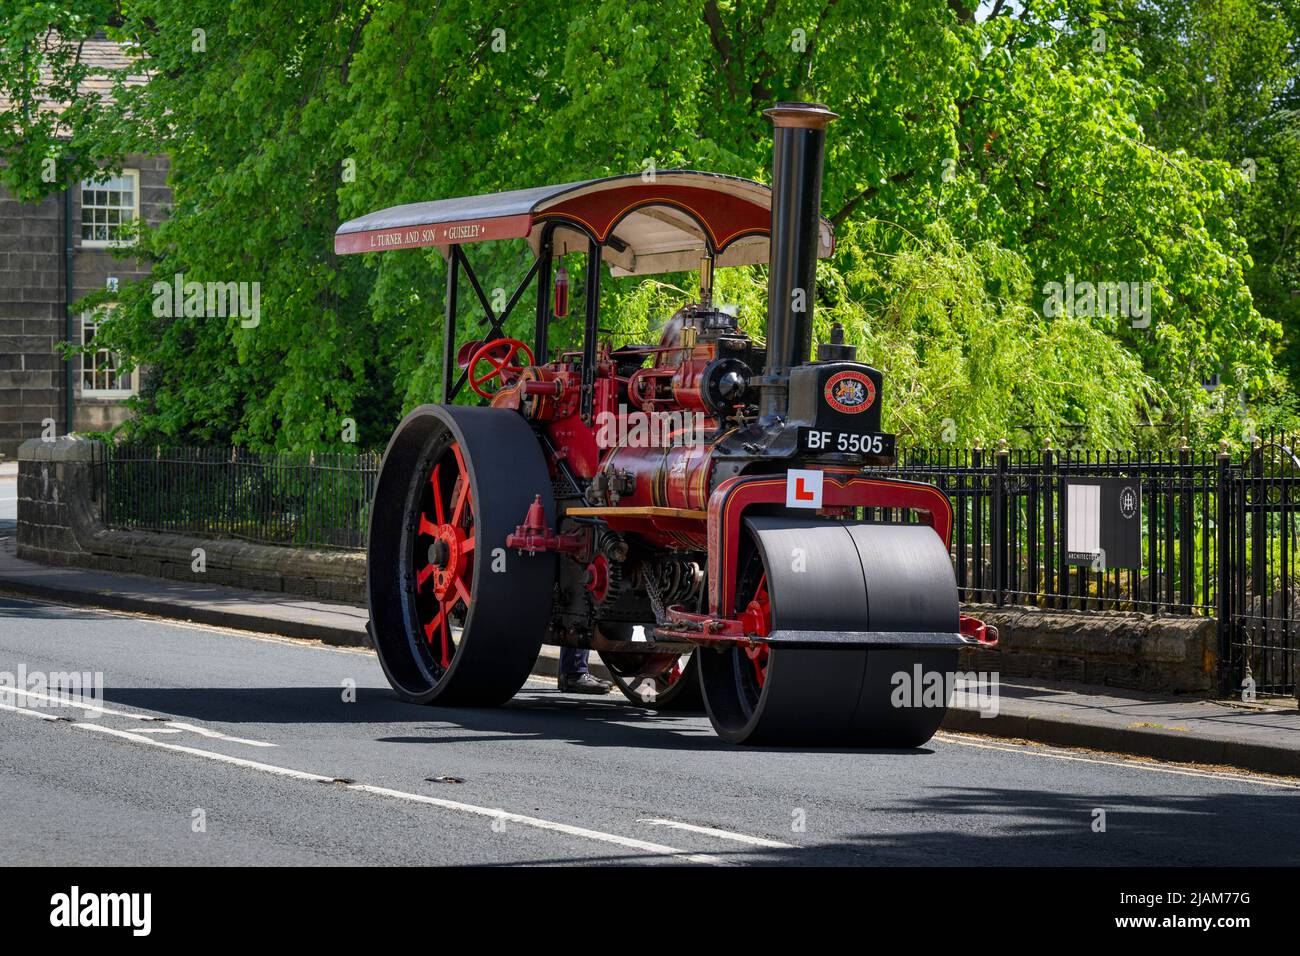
[430,463,445,525]
[418,513,438,537]
[423,604,450,667]
[459,536,475,553]
[453,576,472,610]
[436,603,451,667]
[415,564,435,590]
[451,477,471,526]
[422,607,441,642]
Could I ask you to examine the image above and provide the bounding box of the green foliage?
[1,0,1294,450]
[0,1,124,198]
[822,219,1160,448]
[1115,0,1300,432]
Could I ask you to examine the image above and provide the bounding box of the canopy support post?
[440,245,461,404]
[580,238,602,424]
[535,223,555,362]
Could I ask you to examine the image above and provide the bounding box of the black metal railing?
[98,445,380,551]
[1226,438,1300,700]
[866,435,1299,697]
[871,445,1222,615]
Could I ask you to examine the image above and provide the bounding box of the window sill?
[79,241,140,250]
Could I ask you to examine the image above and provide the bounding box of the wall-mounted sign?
[1065,477,1141,568]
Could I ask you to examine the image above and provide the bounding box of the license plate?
[797,428,895,456]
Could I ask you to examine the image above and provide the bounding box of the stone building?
[0,38,169,460]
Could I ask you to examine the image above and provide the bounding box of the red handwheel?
[468,338,534,398]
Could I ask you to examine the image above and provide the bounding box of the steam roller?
[338,100,997,748]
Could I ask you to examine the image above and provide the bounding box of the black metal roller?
[367,404,556,706]
[698,517,959,747]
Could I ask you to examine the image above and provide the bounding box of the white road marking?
[158,721,276,747]
[638,818,795,849]
[0,699,67,722]
[0,701,732,866]
[75,721,334,781]
[354,785,729,865]
[0,685,276,747]
[933,732,1300,789]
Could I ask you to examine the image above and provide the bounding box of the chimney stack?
[759,102,837,421]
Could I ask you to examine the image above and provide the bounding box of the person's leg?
[557,647,612,694]
[559,647,589,676]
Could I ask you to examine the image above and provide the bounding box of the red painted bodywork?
[706,473,955,618]
[537,183,770,250]
[486,319,979,639]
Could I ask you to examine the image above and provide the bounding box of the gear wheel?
[584,552,627,608]
[586,530,630,609]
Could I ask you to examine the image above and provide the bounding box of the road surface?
[1,594,1297,866]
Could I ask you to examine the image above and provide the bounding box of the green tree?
[1116,0,1300,427]
[0,0,1290,450]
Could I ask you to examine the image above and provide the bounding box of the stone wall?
[958,605,1218,695]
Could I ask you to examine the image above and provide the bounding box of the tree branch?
[831,168,917,227]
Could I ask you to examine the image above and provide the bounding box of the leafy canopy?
[0,0,1291,449]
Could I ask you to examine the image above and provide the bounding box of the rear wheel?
[367,405,557,706]
[602,646,702,710]
[698,518,958,747]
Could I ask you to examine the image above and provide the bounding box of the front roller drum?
[698,519,959,747]
[367,404,557,706]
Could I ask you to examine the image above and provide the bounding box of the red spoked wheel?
[367,404,557,706]
[468,338,534,398]
[413,441,474,673]
[602,641,703,711]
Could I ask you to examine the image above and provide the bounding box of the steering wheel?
[468,338,535,398]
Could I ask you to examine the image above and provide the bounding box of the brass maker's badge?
[824,370,875,414]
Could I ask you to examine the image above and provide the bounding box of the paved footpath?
[1,466,1296,778]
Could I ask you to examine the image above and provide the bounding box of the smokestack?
[759,102,837,421]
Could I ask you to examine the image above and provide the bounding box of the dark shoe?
[557,672,613,695]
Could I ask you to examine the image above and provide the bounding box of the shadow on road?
[95,683,940,757]
[468,781,1300,866]
[0,597,99,617]
[787,784,1300,866]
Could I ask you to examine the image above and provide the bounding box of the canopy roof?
[334,171,834,277]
